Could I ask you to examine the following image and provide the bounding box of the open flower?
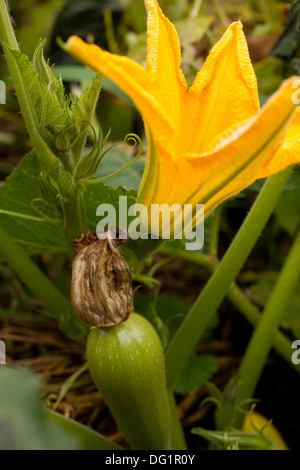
[67,0,300,234]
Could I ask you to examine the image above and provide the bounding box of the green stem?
[168,390,187,450]
[165,166,294,390]
[0,0,57,168]
[103,8,119,55]
[232,227,300,428]
[0,224,87,342]
[0,0,19,49]
[190,0,203,18]
[62,189,87,259]
[212,0,230,27]
[160,246,299,374]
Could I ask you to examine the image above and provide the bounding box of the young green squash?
[87,313,171,450]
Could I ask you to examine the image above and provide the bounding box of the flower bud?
[56,131,71,151]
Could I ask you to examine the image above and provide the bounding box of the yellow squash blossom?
[67,0,300,234]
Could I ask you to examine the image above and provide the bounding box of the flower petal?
[142,78,297,222]
[186,22,260,154]
[145,0,187,120]
[256,107,300,179]
[137,125,160,209]
[66,36,172,144]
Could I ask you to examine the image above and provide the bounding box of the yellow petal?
[186,22,260,154]
[142,78,297,223]
[256,106,300,179]
[66,36,172,146]
[145,0,187,122]
[137,125,160,210]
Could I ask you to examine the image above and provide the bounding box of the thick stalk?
[0,0,18,49]
[168,390,187,450]
[0,0,57,168]
[165,167,294,390]
[232,227,300,428]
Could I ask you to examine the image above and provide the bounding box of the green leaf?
[0,151,66,255]
[85,181,137,231]
[32,39,64,103]
[45,409,123,450]
[229,163,300,200]
[174,355,218,395]
[75,75,102,116]
[71,74,102,160]
[95,144,145,190]
[0,151,137,255]
[134,293,218,347]
[2,44,65,167]
[284,163,300,190]
[134,294,190,345]
[0,367,78,450]
[3,42,102,168]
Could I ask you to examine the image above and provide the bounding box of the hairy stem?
[0,0,59,168]
[0,0,18,49]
